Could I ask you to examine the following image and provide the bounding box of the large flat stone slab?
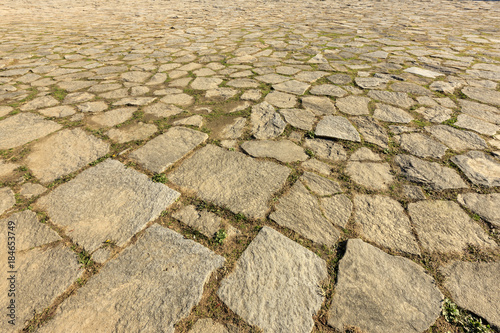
[399,133,448,159]
[0,113,62,149]
[408,200,497,253]
[251,102,287,139]
[241,139,307,163]
[26,128,110,184]
[345,162,394,190]
[328,239,442,333]
[451,151,500,187]
[0,187,15,215]
[462,86,500,107]
[169,145,290,219]
[218,226,328,333]
[35,159,180,252]
[426,125,487,151]
[39,225,224,333]
[129,127,208,173]
[315,116,361,142]
[457,193,500,228]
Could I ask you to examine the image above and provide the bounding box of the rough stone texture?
[191,77,222,90]
[0,187,15,215]
[170,145,290,219]
[451,151,500,187]
[373,103,413,123]
[395,155,468,190]
[279,108,315,131]
[303,138,347,161]
[351,116,389,148]
[130,127,208,173]
[403,185,426,200]
[426,125,487,151]
[0,113,62,149]
[346,162,394,190]
[19,183,47,199]
[221,117,246,139]
[354,195,420,254]
[310,84,347,97]
[320,194,352,228]
[367,90,415,109]
[301,159,332,176]
[462,86,500,106]
[316,116,361,142]
[457,193,500,228]
[301,172,342,196]
[0,160,18,179]
[408,200,497,253]
[336,95,370,116]
[173,115,204,128]
[264,91,297,108]
[270,181,340,246]
[416,106,453,123]
[440,261,500,329]
[143,102,184,118]
[189,319,228,333]
[35,159,180,252]
[0,106,13,117]
[328,239,443,333]
[172,205,222,238]
[349,147,381,161]
[88,107,136,127]
[26,128,110,183]
[399,133,448,158]
[273,80,310,95]
[459,100,500,125]
[251,101,286,139]
[404,67,444,78]
[38,105,76,118]
[20,95,59,111]
[161,93,194,106]
[455,114,499,136]
[302,95,336,116]
[241,140,307,163]
[218,226,328,333]
[39,225,224,333]
[106,122,157,143]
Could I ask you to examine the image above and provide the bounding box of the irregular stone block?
[0,113,62,149]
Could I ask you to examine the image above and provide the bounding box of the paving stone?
[251,101,286,139]
[172,205,223,238]
[301,95,336,116]
[367,90,415,109]
[459,100,500,125]
[0,187,15,215]
[26,128,109,184]
[39,225,224,333]
[143,102,184,118]
[416,105,453,123]
[226,79,259,88]
[451,151,500,187]
[38,105,76,118]
[170,145,290,219]
[0,106,13,117]
[403,185,426,200]
[265,91,297,108]
[310,84,347,98]
[241,139,307,163]
[88,107,136,127]
[328,239,443,333]
[241,89,262,101]
[173,115,204,128]
[320,194,352,228]
[161,93,194,106]
[301,172,342,196]
[121,71,151,83]
[205,88,238,100]
[20,95,59,111]
[355,77,386,89]
[354,195,420,254]
[130,127,207,173]
[373,103,413,123]
[113,96,156,106]
[395,154,467,190]
[188,319,228,333]
[346,162,394,191]
[218,226,327,333]
[462,86,500,107]
[19,183,47,199]
[35,159,180,252]
[327,74,352,85]
[335,95,370,116]
[0,160,18,179]
[404,67,444,78]
[440,261,500,329]
[63,91,95,104]
[316,116,361,142]
[351,116,389,148]
[349,147,381,161]
[106,122,157,143]
[301,159,332,176]
[57,80,94,92]
[295,70,329,83]
[279,108,315,131]
[221,117,246,139]
[256,73,289,84]
[191,77,223,90]
[273,80,310,95]
[99,88,128,99]
[0,113,62,149]
[399,132,448,158]
[408,200,496,253]
[455,114,499,136]
[457,193,500,228]
[303,138,347,161]
[426,125,488,151]
[391,81,433,96]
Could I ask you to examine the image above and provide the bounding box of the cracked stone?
[0,113,62,149]
[251,101,286,139]
[336,96,370,116]
[451,151,500,187]
[346,162,394,190]
[241,139,307,163]
[315,116,361,142]
[457,193,500,228]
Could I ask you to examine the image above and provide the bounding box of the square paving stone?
[169,145,290,219]
[218,226,328,333]
[0,113,62,149]
[38,225,224,333]
[35,159,180,252]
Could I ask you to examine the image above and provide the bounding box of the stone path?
[0,0,499,332]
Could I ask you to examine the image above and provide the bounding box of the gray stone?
[39,225,224,333]
[346,162,394,190]
[189,319,228,333]
[191,77,223,90]
[404,67,444,78]
[395,155,467,190]
[303,138,347,161]
[440,261,500,329]
[170,145,290,219]
[399,132,448,158]
[218,226,327,333]
[354,195,420,255]
[279,108,315,131]
[130,127,207,173]
[221,117,246,139]
[63,92,95,104]
[143,102,184,118]
[426,125,488,151]
[241,140,307,163]
[106,122,157,143]
[256,74,289,84]
[328,239,443,333]
[349,147,381,161]
[459,100,500,125]
[351,116,389,148]
[462,86,500,106]
[0,187,15,215]
[20,95,59,111]
[327,74,352,85]
[316,116,361,142]
[320,194,352,228]
[26,128,110,183]
[367,90,415,109]
[429,81,457,94]
[301,172,342,196]
[373,103,413,123]
[457,193,500,227]
[416,106,453,123]
[173,115,204,128]
[35,159,180,252]
[408,201,497,253]
[455,114,499,136]
[270,181,340,246]
[265,91,297,108]
[0,113,62,149]
[273,80,310,95]
[38,105,77,118]
[172,205,222,238]
[89,107,136,127]
[451,151,500,187]
[403,185,426,200]
[310,84,347,98]
[336,96,370,116]
[251,102,286,139]
[302,96,336,116]
[19,183,47,199]
[301,159,331,176]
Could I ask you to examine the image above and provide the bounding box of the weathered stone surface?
[373,103,413,123]
[455,114,499,136]
[173,115,204,128]
[241,89,262,101]
[121,71,151,83]
[191,77,222,90]
[39,225,224,333]
[451,151,500,187]
[130,127,207,173]
[368,90,415,109]
[403,185,426,200]
[273,80,310,95]
[265,91,297,108]
[38,105,76,118]
[0,187,15,215]
[63,92,94,104]
[395,155,467,190]
[320,194,352,228]
[349,147,381,161]
[316,116,361,142]
[106,122,157,143]
[459,100,500,125]
[143,102,184,118]
[221,117,246,139]
[114,97,157,107]
[346,162,394,190]
[440,261,500,329]
[303,138,347,161]
[77,101,108,113]
[88,107,136,127]
[336,95,370,116]
[170,145,290,219]
[462,86,500,106]
[226,79,259,88]
[189,319,228,333]
[426,125,488,151]
[251,101,286,139]
[172,205,222,238]
[279,108,315,131]
[408,200,497,253]
[301,172,342,196]
[301,159,331,176]
[19,183,46,199]
[0,160,18,179]
[241,140,307,163]
[302,96,336,116]
[20,95,59,111]
[0,106,13,117]
[161,93,194,106]
[310,84,347,98]
[328,239,443,333]
[351,116,389,148]
[36,159,180,252]
[404,67,444,78]
[354,195,420,254]
[218,226,328,333]
[391,81,433,96]
[0,113,62,149]
[416,106,453,123]
[457,193,500,227]
[270,181,340,246]
[26,128,110,183]
[399,132,448,158]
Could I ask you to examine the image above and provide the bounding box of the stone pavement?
[0,0,499,332]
